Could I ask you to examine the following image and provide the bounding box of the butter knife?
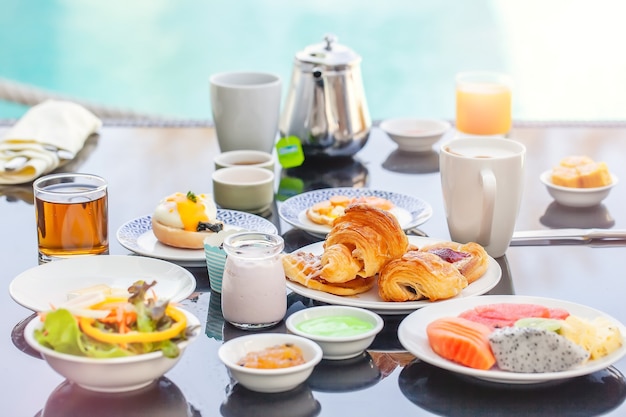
[511,228,626,244]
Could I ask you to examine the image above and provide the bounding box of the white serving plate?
[278,187,432,237]
[116,209,278,266]
[398,294,626,384]
[285,236,501,315]
[9,255,196,312]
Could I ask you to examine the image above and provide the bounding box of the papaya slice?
[426,316,496,370]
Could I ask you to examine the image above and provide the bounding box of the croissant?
[282,251,375,296]
[418,241,489,283]
[378,251,468,302]
[320,204,409,283]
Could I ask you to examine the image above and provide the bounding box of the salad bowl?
[25,308,201,393]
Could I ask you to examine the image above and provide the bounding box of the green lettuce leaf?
[34,309,131,358]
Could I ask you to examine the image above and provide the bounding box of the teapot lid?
[295,34,361,66]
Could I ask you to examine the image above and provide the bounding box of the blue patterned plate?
[116,210,278,266]
[278,187,433,236]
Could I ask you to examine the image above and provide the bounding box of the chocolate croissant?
[320,204,409,283]
[378,251,468,302]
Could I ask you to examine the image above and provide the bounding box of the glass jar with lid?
[220,232,286,330]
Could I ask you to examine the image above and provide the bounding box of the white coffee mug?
[210,72,281,154]
[440,137,525,258]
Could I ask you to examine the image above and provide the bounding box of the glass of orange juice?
[455,71,512,137]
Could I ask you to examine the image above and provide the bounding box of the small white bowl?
[212,166,275,213]
[540,170,618,208]
[214,150,275,171]
[25,308,201,393]
[380,118,451,152]
[218,333,323,393]
[285,306,384,360]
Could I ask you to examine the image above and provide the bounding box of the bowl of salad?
[24,280,201,393]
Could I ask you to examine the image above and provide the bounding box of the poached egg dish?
[152,191,223,249]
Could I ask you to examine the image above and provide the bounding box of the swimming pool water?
[1,0,626,121]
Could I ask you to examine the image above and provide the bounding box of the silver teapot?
[280,34,371,157]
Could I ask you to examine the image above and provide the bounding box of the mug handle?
[478,169,496,245]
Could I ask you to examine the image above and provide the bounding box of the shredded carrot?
[79,305,187,344]
[95,306,138,335]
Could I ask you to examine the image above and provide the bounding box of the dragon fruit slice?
[488,327,589,373]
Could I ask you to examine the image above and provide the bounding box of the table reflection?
[206,290,225,340]
[221,382,321,417]
[12,313,40,359]
[399,361,626,417]
[540,202,615,229]
[308,352,382,392]
[277,156,369,201]
[0,184,35,204]
[36,377,200,417]
[282,228,323,253]
[382,149,440,174]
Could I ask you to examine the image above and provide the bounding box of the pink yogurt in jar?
[220,232,287,330]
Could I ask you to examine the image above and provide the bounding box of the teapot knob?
[323,33,338,51]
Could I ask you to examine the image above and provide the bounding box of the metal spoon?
[4,155,28,172]
[3,146,76,172]
[42,145,76,161]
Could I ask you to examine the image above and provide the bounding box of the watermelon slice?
[459,303,570,329]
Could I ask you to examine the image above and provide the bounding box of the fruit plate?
[398,295,626,384]
[285,236,501,315]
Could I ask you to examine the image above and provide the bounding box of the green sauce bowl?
[286,306,384,360]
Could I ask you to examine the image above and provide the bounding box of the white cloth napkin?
[0,100,102,184]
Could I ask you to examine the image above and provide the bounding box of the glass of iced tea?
[33,173,109,263]
[455,71,512,137]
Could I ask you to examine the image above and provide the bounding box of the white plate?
[278,188,432,236]
[9,255,197,312]
[285,236,501,315]
[116,210,278,266]
[398,295,626,384]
